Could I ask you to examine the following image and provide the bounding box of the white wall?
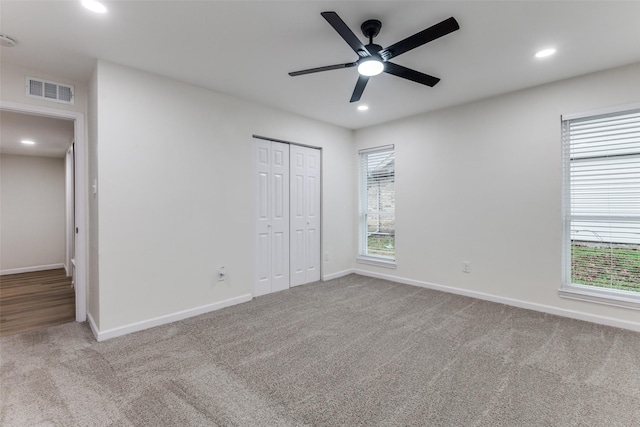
[0,62,87,115]
[94,61,355,332]
[0,154,65,271]
[354,62,640,328]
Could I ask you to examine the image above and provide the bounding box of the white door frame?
[64,142,75,276]
[1,100,88,322]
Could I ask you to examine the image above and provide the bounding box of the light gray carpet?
[1,274,639,426]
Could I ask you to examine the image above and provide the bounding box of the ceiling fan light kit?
[358,58,384,76]
[289,11,460,103]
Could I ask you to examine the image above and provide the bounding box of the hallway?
[0,268,74,337]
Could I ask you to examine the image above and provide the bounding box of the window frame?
[357,145,396,268]
[560,102,640,310]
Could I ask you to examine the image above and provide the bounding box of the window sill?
[559,284,640,311]
[357,256,396,269]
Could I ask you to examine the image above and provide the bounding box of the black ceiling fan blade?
[289,62,357,77]
[321,11,370,57]
[350,75,369,103]
[379,17,459,61]
[384,62,440,87]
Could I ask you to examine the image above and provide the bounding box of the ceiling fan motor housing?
[365,44,383,55]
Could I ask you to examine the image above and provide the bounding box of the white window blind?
[562,107,640,299]
[359,145,395,261]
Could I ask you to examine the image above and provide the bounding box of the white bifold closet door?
[255,139,290,297]
[254,138,321,296]
[290,144,321,286]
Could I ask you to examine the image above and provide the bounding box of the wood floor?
[0,268,75,337]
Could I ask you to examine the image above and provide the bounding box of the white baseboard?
[322,268,355,281]
[353,269,640,333]
[0,263,65,276]
[92,294,253,342]
[87,312,100,340]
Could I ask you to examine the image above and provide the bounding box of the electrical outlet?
[462,261,471,273]
[217,266,226,281]
[324,252,329,262]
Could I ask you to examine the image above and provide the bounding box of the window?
[358,145,395,265]
[561,105,640,308]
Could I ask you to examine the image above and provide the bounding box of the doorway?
[253,136,321,296]
[0,101,87,325]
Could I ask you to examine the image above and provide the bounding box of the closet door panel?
[290,145,321,286]
[254,139,290,295]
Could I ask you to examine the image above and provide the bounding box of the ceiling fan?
[289,11,460,103]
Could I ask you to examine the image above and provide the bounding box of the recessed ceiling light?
[81,0,107,14]
[357,105,369,111]
[21,140,36,145]
[535,48,556,58]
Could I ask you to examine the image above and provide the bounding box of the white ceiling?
[1,1,640,130]
[0,111,74,158]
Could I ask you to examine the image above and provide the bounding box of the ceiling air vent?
[26,76,74,105]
